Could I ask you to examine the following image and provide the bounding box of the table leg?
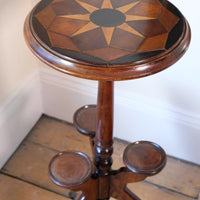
[94,81,114,199]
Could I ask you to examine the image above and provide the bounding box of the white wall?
[0,0,40,105]
[0,0,43,168]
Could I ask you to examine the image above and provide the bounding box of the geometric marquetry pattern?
[32,0,181,65]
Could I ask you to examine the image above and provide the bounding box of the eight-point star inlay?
[32,0,181,64]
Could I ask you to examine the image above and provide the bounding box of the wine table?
[24,0,190,199]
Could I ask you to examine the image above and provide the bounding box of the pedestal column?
[94,81,114,199]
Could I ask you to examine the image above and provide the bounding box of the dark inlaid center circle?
[90,8,126,27]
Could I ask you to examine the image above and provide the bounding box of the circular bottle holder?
[123,141,166,175]
[73,105,96,137]
[49,152,92,187]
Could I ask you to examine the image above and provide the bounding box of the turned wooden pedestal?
[24,0,191,199]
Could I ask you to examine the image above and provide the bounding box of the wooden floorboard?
[1,115,200,200]
[1,141,70,197]
[0,174,70,200]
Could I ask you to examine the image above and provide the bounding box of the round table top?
[24,0,191,81]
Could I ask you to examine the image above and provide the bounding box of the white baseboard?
[40,67,200,165]
[0,69,43,169]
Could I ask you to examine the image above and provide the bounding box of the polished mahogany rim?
[73,104,96,137]
[49,151,92,187]
[123,141,167,175]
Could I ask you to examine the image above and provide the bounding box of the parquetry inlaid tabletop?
[24,0,191,80]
